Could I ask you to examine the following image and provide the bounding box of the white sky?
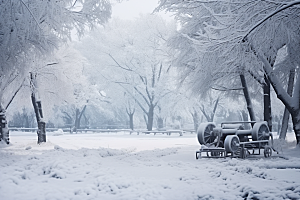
[112,0,173,20]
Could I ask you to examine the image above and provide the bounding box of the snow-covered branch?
[259,54,293,110]
[243,0,300,41]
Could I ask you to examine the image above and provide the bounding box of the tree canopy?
[157,0,300,142]
[0,0,112,110]
[156,0,300,95]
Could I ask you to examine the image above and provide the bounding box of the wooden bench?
[142,130,167,135]
[141,130,183,136]
[183,129,196,134]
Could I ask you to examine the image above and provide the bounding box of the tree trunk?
[241,110,248,121]
[147,105,154,131]
[240,74,256,122]
[24,114,29,128]
[280,110,290,139]
[37,120,46,143]
[129,113,134,130]
[73,105,87,133]
[291,110,300,144]
[0,106,9,144]
[211,98,219,122]
[192,109,199,132]
[157,117,164,129]
[280,69,295,139]
[73,109,80,133]
[277,115,282,136]
[241,110,250,129]
[258,54,300,144]
[31,93,46,143]
[126,108,135,130]
[30,72,46,144]
[200,98,219,122]
[263,75,272,131]
[77,105,87,129]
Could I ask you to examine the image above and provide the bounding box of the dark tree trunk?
[280,69,295,139]
[24,115,29,128]
[280,109,291,139]
[129,113,134,130]
[31,93,46,143]
[277,115,282,136]
[240,74,256,122]
[192,109,199,132]
[291,110,300,144]
[0,107,9,144]
[37,120,46,143]
[30,72,46,144]
[73,105,87,133]
[32,95,40,122]
[147,105,154,131]
[126,108,135,130]
[263,75,272,131]
[211,98,219,122]
[73,108,80,133]
[77,105,86,129]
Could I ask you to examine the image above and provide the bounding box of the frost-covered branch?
[211,86,244,91]
[243,0,300,41]
[134,86,151,107]
[5,78,25,110]
[258,54,293,110]
[108,54,133,71]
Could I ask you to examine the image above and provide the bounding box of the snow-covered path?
[1,131,300,200]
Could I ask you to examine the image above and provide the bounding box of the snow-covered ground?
[1,131,300,200]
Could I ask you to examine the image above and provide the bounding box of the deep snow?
[0,131,300,200]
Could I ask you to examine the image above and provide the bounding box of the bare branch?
[108,53,133,71]
[247,70,264,85]
[5,78,25,110]
[134,86,150,106]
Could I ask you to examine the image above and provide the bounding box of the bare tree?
[77,15,177,131]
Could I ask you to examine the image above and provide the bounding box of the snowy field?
[1,131,300,200]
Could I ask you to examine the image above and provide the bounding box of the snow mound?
[0,140,11,148]
[54,145,64,151]
[25,146,32,150]
[52,129,64,136]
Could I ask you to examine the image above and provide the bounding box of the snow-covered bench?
[142,130,183,136]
